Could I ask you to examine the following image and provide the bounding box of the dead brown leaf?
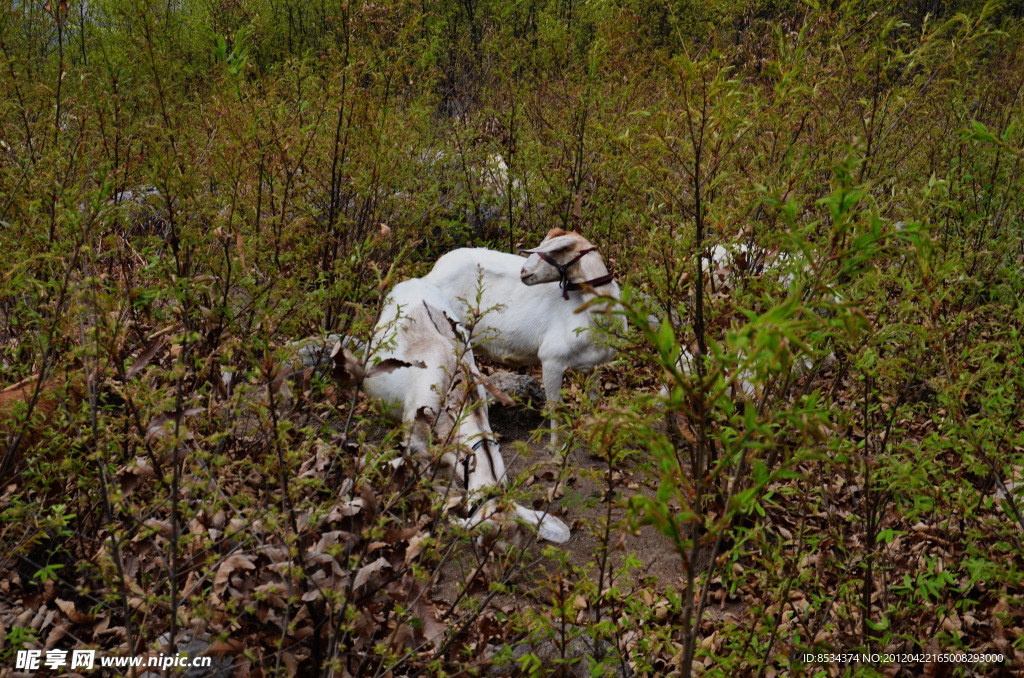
[354,557,391,591]
[213,554,257,597]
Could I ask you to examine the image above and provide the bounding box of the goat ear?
[520,233,577,255]
[545,227,569,239]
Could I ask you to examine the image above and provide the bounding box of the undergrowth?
[2,0,1023,675]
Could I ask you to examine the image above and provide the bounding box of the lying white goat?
[331,278,570,543]
[425,228,621,446]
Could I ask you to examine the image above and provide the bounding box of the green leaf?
[866,616,890,631]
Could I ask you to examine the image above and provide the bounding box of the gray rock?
[284,333,345,374]
[485,371,545,409]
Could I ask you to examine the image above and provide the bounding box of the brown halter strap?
[534,247,613,299]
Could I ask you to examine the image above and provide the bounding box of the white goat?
[703,243,802,292]
[424,228,621,447]
[665,242,836,399]
[331,278,570,543]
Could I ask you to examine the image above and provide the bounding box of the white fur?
[424,231,621,447]
[337,278,570,543]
